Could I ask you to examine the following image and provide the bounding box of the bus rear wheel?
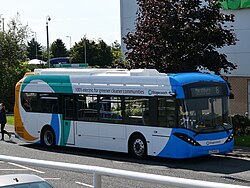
[41,126,56,148]
[129,134,147,159]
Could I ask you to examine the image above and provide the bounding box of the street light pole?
[84,35,87,65]
[46,16,51,67]
[66,35,72,49]
[32,32,38,59]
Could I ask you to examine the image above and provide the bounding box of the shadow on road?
[21,143,250,175]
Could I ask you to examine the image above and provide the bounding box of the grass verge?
[6,115,14,125]
[234,135,250,147]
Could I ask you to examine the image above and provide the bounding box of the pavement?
[4,124,250,159]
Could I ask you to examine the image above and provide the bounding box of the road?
[0,137,250,188]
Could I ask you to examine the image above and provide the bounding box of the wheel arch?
[40,124,54,135]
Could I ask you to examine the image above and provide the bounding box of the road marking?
[8,162,45,174]
[75,181,93,187]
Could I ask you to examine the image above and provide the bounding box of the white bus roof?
[34,68,165,77]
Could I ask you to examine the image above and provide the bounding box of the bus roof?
[169,72,226,86]
[33,68,225,85]
[21,68,228,98]
[31,68,225,86]
[34,68,164,77]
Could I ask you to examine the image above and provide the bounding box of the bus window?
[99,96,122,123]
[39,94,59,113]
[124,97,149,125]
[63,95,74,120]
[21,92,41,112]
[77,95,98,121]
[157,98,177,128]
[77,94,86,120]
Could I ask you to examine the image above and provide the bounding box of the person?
[0,103,11,140]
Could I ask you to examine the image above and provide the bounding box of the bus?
[14,68,234,159]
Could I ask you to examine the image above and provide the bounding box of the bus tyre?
[129,134,147,159]
[41,127,56,148]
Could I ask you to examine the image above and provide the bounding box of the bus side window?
[157,98,177,128]
[21,92,38,112]
[39,94,59,114]
[124,97,149,126]
[64,95,74,119]
[77,95,86,120]
[21,93,28,111]
[77,95,98,121]
[99,96,122,123]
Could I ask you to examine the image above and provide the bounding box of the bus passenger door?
[62,95,76,145]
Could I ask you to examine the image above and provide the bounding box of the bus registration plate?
[208,149,219,154]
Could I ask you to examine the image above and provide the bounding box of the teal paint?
[21,75,73,93]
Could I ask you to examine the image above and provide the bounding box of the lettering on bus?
[190,86,222,97]
[148,90,168,95]
[74,87,145,95]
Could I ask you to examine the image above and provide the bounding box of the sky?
[0,0,121,49]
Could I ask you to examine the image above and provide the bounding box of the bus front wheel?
[129,134,147,159]
[41,126,56,148]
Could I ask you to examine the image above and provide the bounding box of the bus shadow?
[22,143,250,175]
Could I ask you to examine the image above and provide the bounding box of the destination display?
[190,86,223,97]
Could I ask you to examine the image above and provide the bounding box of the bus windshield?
[180,97,233,133]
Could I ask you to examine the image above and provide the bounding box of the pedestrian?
[0,103,11,140]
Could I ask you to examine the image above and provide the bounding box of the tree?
[27,38,43,60]
[50,39,68,58]
[0,15,30,110]
[111,41,122,63]
[95,39,113,67]
[70,37,113,67]
[123,0,237,74]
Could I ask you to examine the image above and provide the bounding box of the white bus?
[14,68,234,159]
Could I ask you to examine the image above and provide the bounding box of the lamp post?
[32,31,38,59]
[66,35,72,49]
[46,16,51,67]
[84,35,87,64]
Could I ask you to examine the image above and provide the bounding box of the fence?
[0,155,249,188]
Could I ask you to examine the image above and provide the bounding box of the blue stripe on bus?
[50,114,61,145]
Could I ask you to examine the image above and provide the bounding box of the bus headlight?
[225,133,234,143]
[173,133,201,146]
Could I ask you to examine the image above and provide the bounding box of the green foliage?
[27,38,43,60]
[0,15,31,111]
[70,37,113,67]
[6,115,14,125]
[232,114,250,128]
[220,0,250,9]
[123,0,237,74]
[111,41,123,64]
[50,39,68,58]
[234,135,250,147]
